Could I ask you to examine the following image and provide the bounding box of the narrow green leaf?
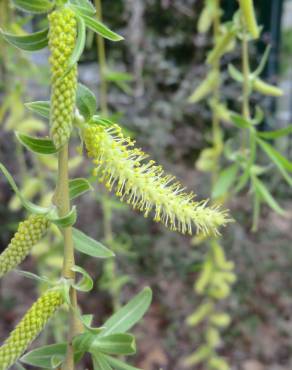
[93,353,113,370]
[228,64,243,82]
[71,265,94,292]
[81,314,94,327]
[212,163,239,199]
[105,70,133,82]
[101,287,152,337]
[257,125,292,139]
[230,113,251,129]
[15,132,58,155]
[253,45,271,77]
[105,356,142,370]
[90,116,114,127]
[47,206,77,227]
[69,178,93,200]
[70,4,96,17]
[12,0,53,13]
[257,137,292,186]
[67,16,86,70]
[21,343,66,368]
[25,100,50,119]
[76,83,97,121]
[1,27,49,51]
[252,175,286,215]
[73,332,98,353]
[73,228,115,259]
[16,270,51,284]
[70,0,96,15]
[80,14,123,41]
[0,163,50,215]
[91,334,136,356]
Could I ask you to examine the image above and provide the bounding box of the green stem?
[242,34,250,120]
[241,32,251,151]
[95,0,108,116]
[211,0,222,187]
[54,145,81,370]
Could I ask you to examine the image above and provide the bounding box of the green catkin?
[48,6,78,149]
[253,78,283,97]
[0,215,50,278]
[0,290,63,370]
[238,0,259,39]
[84,124,231,235]
[188,70,220,103]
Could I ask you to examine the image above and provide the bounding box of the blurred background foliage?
[0,0,292,369]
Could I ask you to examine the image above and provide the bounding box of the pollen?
[84,124,231,235]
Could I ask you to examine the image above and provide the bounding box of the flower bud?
[0,290,63,370]
[0,215,50,278]
[48,6,78,149]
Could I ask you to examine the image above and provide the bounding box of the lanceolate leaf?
[76,83,97,121]
[25,101,50,119]
[252,175,286,215]
[67,15,86,70]
[71,265,94,292]
[69,178,93,200]
[13,0,53,13]
[0,163,50,215]
[212,163,239,199]
[257,125,292,139]
[15,132,58,155]
[257,137,292,186]
[101,287,152,337]
[47,206,77,227]
[73,228,115,258]
[70,0,96,16]
[92,354,113,370]
[105,356,142,370]
[80,14,123,41]
[21,343,67,368]
[230,113,251,129]
[91,334,136,355]
[1,28,49,51]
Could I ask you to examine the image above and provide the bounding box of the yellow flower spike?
[48,6,78,149]
[238,0,260,39]
[84,124,231,236]
[0,215,50,278]
[0,290,63,370]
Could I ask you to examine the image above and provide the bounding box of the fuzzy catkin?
[0,290,63,370]
[84,124,230,235]
[0,215,49,278]
[48,6,77,149]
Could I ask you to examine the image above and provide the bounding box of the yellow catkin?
[0,215,50,278]
[0,290,63,370]
[84,124,231,235]
[48,6,78,149]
